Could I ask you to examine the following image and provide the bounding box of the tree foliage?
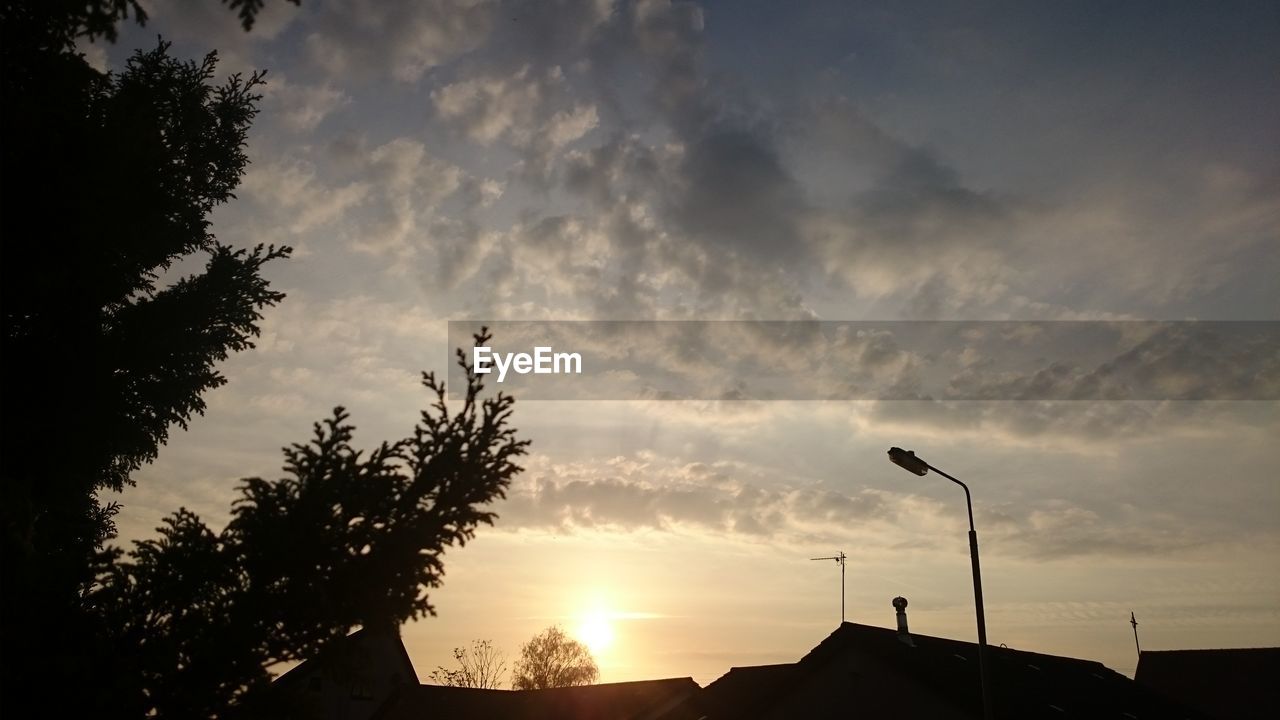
[0,0,300,50]
[62,334,526,717]
[511,626,600,690]
[1,2,296,711]
[83,333,528,718]
[0,2,406,718]
[2,17,290,550]
[429,639,510,689]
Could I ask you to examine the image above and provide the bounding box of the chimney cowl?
[893,596,915,646]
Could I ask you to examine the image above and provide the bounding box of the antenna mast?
[810,551,847,624]
[1130,611,1141,658]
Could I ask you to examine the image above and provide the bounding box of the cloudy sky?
[92,0,1278,683]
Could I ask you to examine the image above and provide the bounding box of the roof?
[695,664,802,718]
[268,625,417,693]
[1137,647,1280,720]
[372,677,702,720]
[696,622,1202,720]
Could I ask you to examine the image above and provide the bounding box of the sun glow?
[576,610,615,655]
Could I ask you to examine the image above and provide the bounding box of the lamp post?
[888,447,994,720]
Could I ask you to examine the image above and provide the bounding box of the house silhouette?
[683,620,1199,719]
[253,625,416,720]
[1136,647,1280,720]
[258,600,1221,719]
[373,679,702,720]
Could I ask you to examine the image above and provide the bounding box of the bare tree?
[511,626,599,690]
[428,639,508,689]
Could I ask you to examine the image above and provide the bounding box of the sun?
[575,610,615,654]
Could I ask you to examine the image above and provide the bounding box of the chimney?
[893,596,915,646]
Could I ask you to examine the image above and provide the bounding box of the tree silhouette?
[2,22,288,552]
[2,1,295,712]
[0,0,301,48]
[86,332,528,718]
[511,626,601,690]
[429,639,510,689]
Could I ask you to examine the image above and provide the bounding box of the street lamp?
[888,447,994,720]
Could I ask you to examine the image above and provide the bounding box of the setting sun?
[576,610,615,655]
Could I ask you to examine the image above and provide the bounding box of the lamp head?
[888,447,929,476]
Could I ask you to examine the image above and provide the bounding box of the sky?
[90,0,1278,684]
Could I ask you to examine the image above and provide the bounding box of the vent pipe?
[893,596,914,646]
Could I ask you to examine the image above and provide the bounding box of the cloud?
[263,76,350,131]
[466,5,1032,320]
[432,65,598,158]
[498,455,893,539]
[446,320,1279,407]
[126,0,303,76]
[553,137,818,319]
[669,129,807,262]
[489,439,1280,563]
[986,501,1206,561]
[131,0,1278,325]
[237,157,370,248]
[351,137,465,255]
[305,0,497,82]
[235,133,482,266]
[142,0,301,40]
[474,0,618,71]
[404,0,828,318]
[950,323,1280,402]
[627,0,708,134]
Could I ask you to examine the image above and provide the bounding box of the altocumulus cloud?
[491,443,1279,563]
[498,455,893,539]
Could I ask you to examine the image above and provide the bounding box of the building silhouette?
[259,600,1244,719]
[1136,647,1280,720]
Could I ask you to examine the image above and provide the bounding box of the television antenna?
[810,551,847,624]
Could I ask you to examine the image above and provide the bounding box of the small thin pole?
[810,552,848,624]
[1130,611,1141,658]
[841,551,846,623]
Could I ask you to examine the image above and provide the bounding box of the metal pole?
[969,528,993,720]
[810,553,847,625]
[930,465,995,720]
[841,552,846,624]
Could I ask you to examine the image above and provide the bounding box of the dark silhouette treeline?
[1,2,526,717]
[427,627,601,691]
